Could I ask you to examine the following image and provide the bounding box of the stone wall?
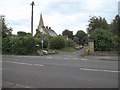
[88,41,94,54]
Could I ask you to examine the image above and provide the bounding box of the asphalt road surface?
[2,50,118,88]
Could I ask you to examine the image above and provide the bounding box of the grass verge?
[61,47,77,52]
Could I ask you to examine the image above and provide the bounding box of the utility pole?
[118,1,120,16]
[30,1,35,36]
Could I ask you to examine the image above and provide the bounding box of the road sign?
[40,37,44,55]
[40,37,44,41]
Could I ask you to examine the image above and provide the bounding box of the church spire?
[38,13,44,28]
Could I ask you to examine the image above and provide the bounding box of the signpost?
[40,37,44,55]
[41,40,43,51]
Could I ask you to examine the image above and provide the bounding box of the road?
[2,50,118,88]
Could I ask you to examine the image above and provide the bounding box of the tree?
[110,15,120,51]
[2,37,13,54]
[1,18,12,38]
[17,31,32,37]
[75,30,88,45]
[34,31,43,38]
[87,16,109,34]
[110,15,120,36]
[91,28,114,51]
[73,36,79,44]
[62,29,74,40]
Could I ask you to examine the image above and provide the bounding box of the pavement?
[85,56,118,61]
[1,47,119,88]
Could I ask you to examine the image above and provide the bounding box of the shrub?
[11,36,36,55]
[50,36,65,49]
[65,39,76,47]
[91,29,114,51]
[17,31,32,37]
[2,37,12,54]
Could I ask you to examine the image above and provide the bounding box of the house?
[36,14,57,36]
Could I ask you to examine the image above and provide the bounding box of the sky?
[0,0,119,35]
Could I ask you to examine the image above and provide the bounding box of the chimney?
[46,26,48,29]
[49,27,51,29]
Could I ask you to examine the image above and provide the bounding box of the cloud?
[41,12,89,34]
[0,0,119,35]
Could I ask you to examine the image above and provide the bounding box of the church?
[36,14,57,36]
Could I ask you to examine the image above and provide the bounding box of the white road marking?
[80,68,119,73]
[100,56,111,59]
[4,61,32,65]
[64,58,69,60]
[3,61,44,67]
[56,57,61,59]
[34,64,44,67]
[81,58,88,61]
[16,84,32,88]
[46,57,53,59]
[73,58,79,60]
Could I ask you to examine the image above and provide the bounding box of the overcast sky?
[0,0,119,35]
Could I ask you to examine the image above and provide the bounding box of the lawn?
[61,47,77,52]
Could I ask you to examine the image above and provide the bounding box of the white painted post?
[41,40,44,55]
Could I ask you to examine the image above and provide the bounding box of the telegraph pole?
[30,1,35,36]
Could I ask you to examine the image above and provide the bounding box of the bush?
[50,36,65,49]
[2,37,12,54]
[91,29,114,51]
[43,40,48,48]
[17,31,32,37]
[65,39,76,47]
[11,36,36,55]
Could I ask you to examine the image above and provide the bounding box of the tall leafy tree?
[62,29,74,40]
[110,15,120,36]
[87,16,109,34]
[110,15,120,51]
[1,18,12,38]
[73,36,79,44]
[17,31,32,37]
[75,30,87,45]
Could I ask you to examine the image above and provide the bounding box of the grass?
[61,47,77,52]
[81,50,91,57]
[81,49,118,57]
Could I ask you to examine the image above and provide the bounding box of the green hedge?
[65,39,76,47]
[50,36,65,49]
[91,29,114,51]
[2,36,37,55]
[2,37,12,54]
